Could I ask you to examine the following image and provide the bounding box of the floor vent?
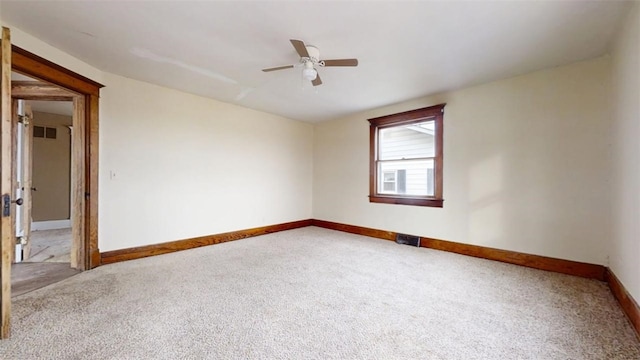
[396,233,421,247]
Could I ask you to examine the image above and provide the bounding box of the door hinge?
[2,194,9,217]
[18,114,31,126]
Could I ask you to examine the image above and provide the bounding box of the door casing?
[10,45,103,270]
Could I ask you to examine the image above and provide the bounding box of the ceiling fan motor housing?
[305,45,320,64]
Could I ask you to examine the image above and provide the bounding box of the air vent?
[34,126,45,138]
[396,233,421,247]
[33,126,57,139]
[45,127,57,139]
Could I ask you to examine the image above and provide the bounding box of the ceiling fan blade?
[290,39,310,58]
[262,65,294,72]
[312,74,322,86]
[322,59,359,67]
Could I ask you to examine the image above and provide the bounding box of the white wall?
[314,56,611,265]
[610,4,640,303]
[4,25,313,252]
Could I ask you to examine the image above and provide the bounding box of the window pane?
[381,170,396,193]
[383,172,395,182]
[379,120,435,161]
[383,182,395,192]
[379,159,434,196]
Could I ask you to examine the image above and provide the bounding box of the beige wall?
[99,73,313,251]
[31,111,72,221]
[314,56,611,265]
[610,3,640,303]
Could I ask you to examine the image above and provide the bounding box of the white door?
[14,100,33,262]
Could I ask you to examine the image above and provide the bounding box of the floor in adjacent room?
[12,227,77,298]
[11,262,80,298]
[26,227,72,263]
[2,227,639,359]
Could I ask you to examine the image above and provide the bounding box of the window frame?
[368,103,445,207]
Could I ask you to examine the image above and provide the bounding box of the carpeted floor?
[1,227,639,359]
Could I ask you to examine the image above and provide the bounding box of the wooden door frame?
[1,27,13,340]
[11,88,84,268]
[9,44,103,270]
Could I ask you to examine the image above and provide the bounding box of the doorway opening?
[24,100,73,263]
[11,72,82,296]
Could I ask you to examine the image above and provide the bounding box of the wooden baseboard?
[101,218,605,280]
[420,237,607,280]
[311,219,396,241]
[100,219,313,265]
[89,249,101,270]
[606,268,640,339]
[311,219,606,281]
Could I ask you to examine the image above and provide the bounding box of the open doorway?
[24,100,73,264]
[10,72,81,296]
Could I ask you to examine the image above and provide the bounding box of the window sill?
[369,195,443,208]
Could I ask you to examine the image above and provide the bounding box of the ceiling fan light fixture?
[302,67,317,81]
[262,39,358,86]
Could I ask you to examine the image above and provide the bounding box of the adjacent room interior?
[11,96,79,297]
[0,1,638,358]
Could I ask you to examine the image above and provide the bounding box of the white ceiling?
[28,100,73,118]
[0,1,630,123]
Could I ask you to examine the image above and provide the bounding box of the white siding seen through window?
[378,120,435,196]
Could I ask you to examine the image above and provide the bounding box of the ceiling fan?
[262,39,358,86]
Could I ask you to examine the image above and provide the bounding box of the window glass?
[379,120,435,161]
[378,159,434,196]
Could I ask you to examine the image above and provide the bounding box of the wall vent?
[45,127,57,139]
[396,233,421,247]
[34,126,45,138]
[33,126,57,139]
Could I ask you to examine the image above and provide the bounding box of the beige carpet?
[1,227,638,359]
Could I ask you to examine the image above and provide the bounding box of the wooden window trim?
[368,103,445,208]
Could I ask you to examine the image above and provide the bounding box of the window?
[368,103,445,207]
